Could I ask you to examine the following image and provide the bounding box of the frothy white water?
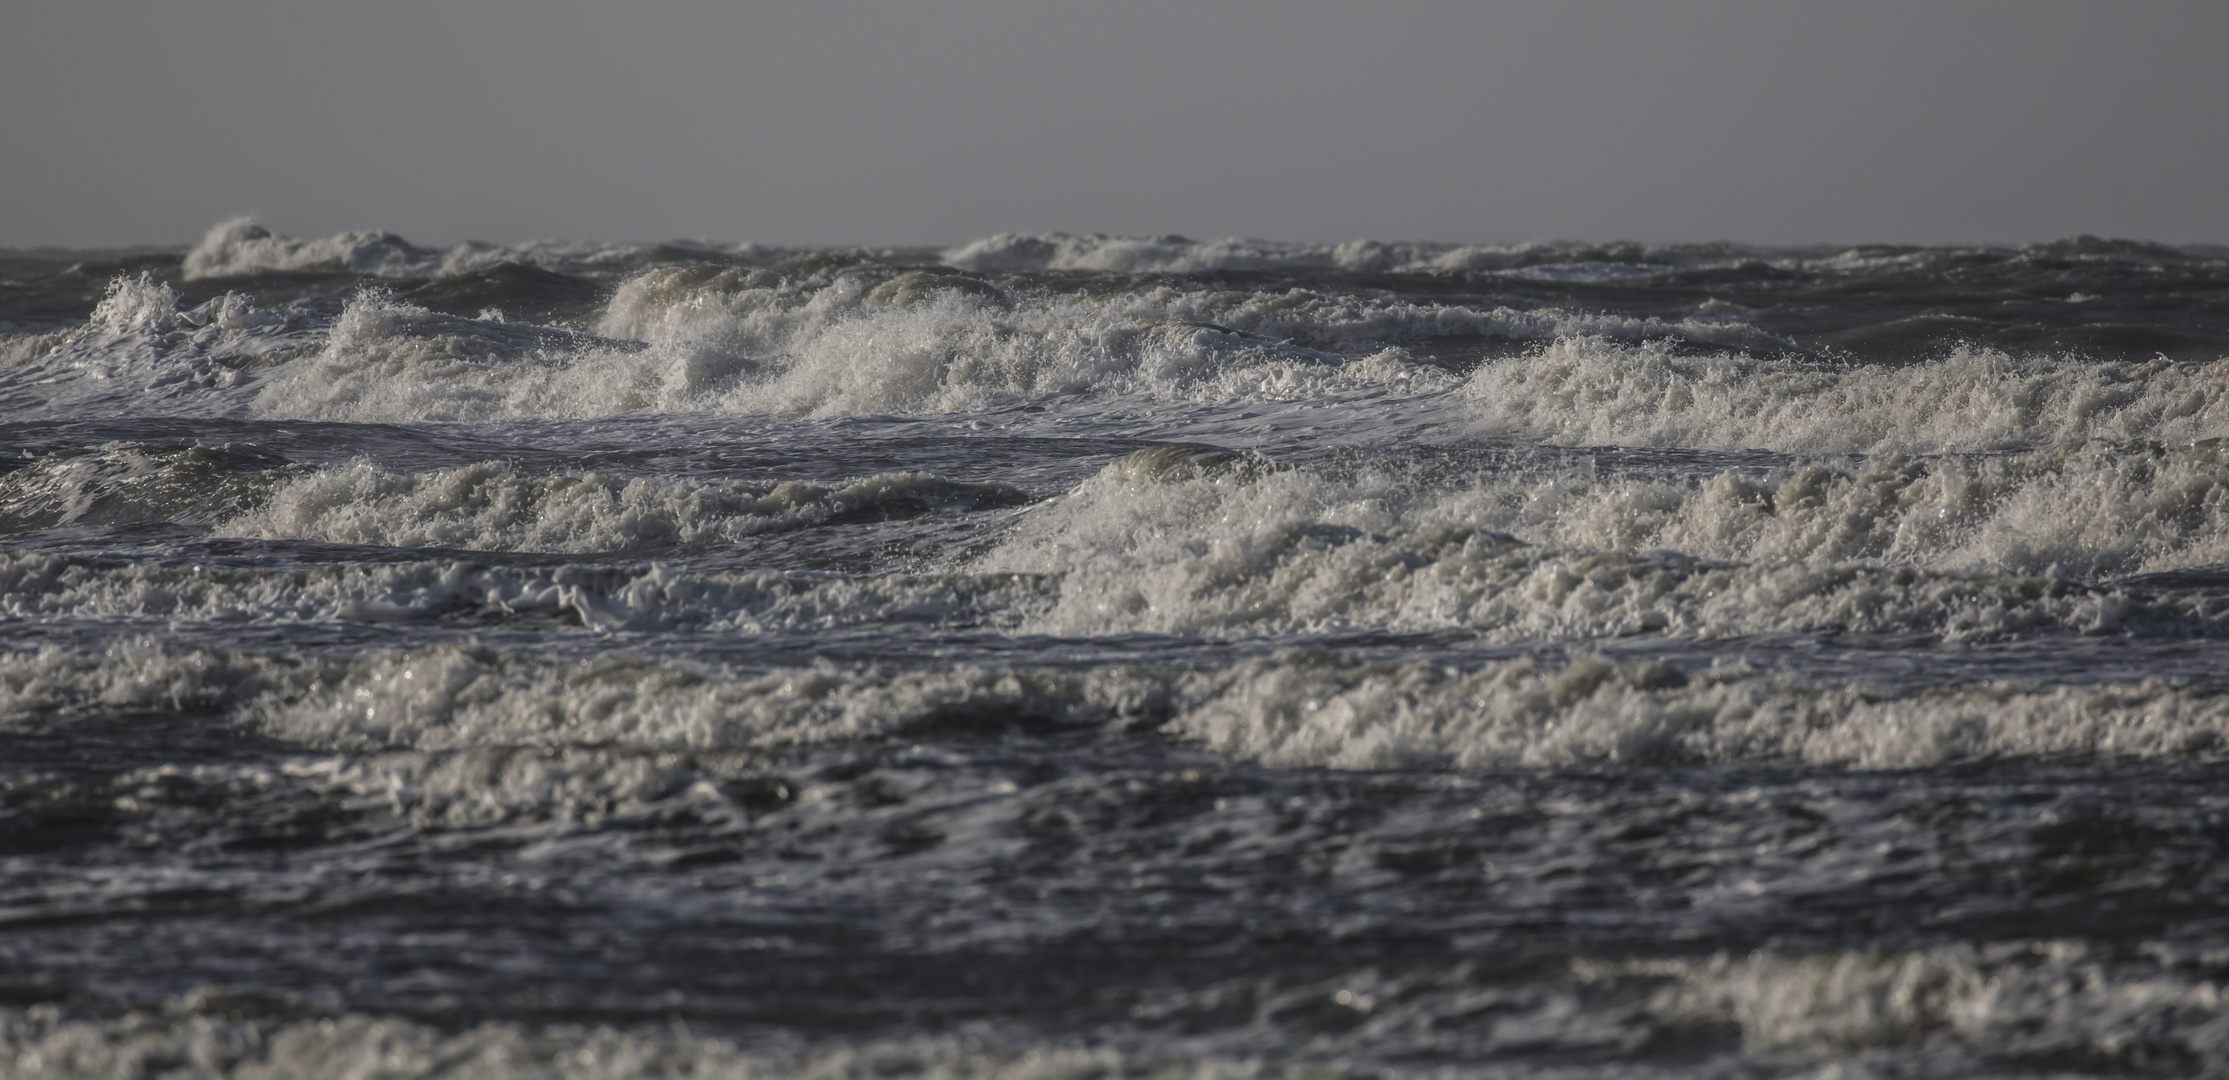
[0,275,298,418]
[0,554,1040,634]
[235,283,1458,423]
[37,266,2229,446]
[242,290,670,422]
[182,218,444,280]
[16,438,2229,643]
[218,462,1025,554]
[581,266,1462,418]
[1465,338,2229,454]
[941,231,1743,280]
[5,644,2224,775]
[942,231,2226,283]
[583,264,1778,414]
[0,646,1140,783]
[228,260,1790,425]
[976,444,2229,640]
[1,531,2212,648]
[1174,649,2229,769]
[942,231,1552,275]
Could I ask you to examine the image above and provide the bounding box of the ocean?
[4,219,2229,1078]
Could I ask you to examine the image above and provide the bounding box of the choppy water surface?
[6,220,2229,1078]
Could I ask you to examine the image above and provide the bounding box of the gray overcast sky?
[4,1,2225,249]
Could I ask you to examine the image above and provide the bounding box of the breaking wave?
[5,644,2226,776]
[219,463,1027,554]
[976,442,2229,640]
[1465,337,2229,453]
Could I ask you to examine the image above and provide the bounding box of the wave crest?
[221,463,1028,553]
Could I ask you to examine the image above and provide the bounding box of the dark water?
[5,221,2229,1078]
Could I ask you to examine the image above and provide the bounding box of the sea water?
[4,220,2229,1077]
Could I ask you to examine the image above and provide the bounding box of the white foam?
[0,274,297,418]
[47,261,1802,424]
[1654,943,2229,1062]
[6,643,2226,776]
[940,231,1694,278]
[0,642,1125,754]
[0,553,1040,634]
[113,273,2222,432]
[0,330,71,367]
[1172,650,2229,769]
[182,217,443,279]
[241,290,673,422]
[259,648,1147,756]
[974,446,2229,640]
[574,264,1786,419]
[943,233,2223,284]
[589,266,1463,417]
[218,461,1023,554]
[239,275,1472,422]
[0,643,273,723]
[1,643,1093,830]
[1465,337,2229,454]
[600,260,1760,355]
[179,218,622,281]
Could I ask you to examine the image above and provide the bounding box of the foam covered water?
[7,220,2229,1077]
[9,641,2228,776]
[1465,338,2229,453]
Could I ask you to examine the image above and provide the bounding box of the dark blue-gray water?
[6,221,2229,1078]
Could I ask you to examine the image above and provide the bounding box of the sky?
[3,1,2225,249]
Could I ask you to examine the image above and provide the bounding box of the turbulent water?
[5,219,2229,1078]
